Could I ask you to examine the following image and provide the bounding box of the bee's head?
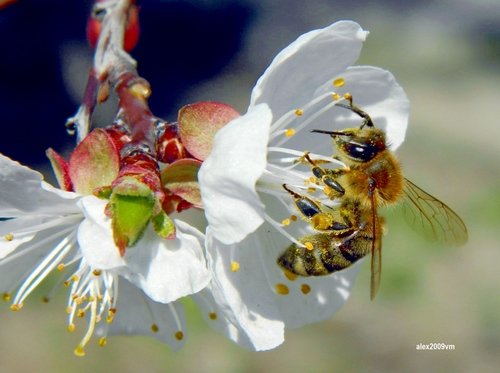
[312,103,387,163]
[312,127,387,163]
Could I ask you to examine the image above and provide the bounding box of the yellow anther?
[284,128,296,137]
[106,308,116,323]
[209,312,217,320]
[307,187,316,193]
[331,93,341,101]
[66,306,73,314]
[67,323,76,333]
[333,77,345,87]
[10,304,22,312]
[77,309,85,318]
[175,331,184,341]
[304,242,314,251]
[343,92,352,101]
[301,284,312,295]
[284,270,298,282]
[42,296,50,303]
[71,274,79,282]
[57,263,65,272]
[74,346,86,357]
[63,280,71,287]
[92,269,102,276]
[98,337,107,347]
[151,323,159,333]
[275,283,290,295]
[230,261,240,272]
[2,292,11,302]
[308,176,316,184]
[290,215,298,222]
[4,233,14,241]
[294,108,304,116]
[281,218,291,226]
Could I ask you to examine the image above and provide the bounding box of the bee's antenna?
[311,129,346,137]
[336,103,374,129]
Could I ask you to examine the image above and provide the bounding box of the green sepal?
[152,211,176,239]
[110,177,156,255]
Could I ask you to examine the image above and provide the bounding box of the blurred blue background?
[1,0,499,372]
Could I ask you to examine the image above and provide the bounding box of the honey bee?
[277,102,468,299]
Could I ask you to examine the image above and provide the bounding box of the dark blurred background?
[1,0,499,372]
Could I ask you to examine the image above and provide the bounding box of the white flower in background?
[199,20,410,350]
[0,154,210,355]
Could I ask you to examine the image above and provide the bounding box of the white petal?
[199,104,272,244]
[0,217,40,258]
[312,65,410,150]
[77,196,126,269]
[97,279,187,350]
[123,219,210,304]
[0,154,79,217]
[203,228,285,351]
[0,225,67,294]
[250,21,368,120]
[193,287,269,350]
[205,222,360,349]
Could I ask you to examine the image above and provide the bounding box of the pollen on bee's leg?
[275,283,290,295]
[283,270,298,282]
[304,242,314,251]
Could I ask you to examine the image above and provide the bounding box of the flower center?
[256,87,352,248]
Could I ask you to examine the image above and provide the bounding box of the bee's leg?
[302,152,346,198]
[282,184,322,219]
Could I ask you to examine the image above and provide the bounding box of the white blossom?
[199,20,410,350]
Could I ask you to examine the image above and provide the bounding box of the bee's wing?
[402,178,468,246]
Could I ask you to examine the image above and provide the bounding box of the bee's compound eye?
[345,142,378,161]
